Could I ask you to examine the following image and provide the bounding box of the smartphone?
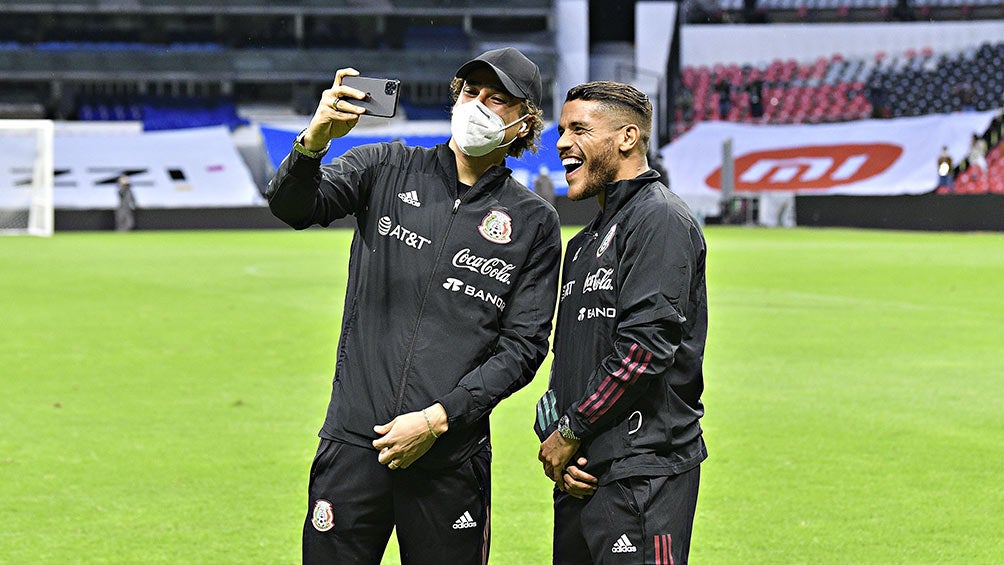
[341,76,401,118]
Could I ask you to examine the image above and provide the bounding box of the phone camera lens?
[385,82,398,96]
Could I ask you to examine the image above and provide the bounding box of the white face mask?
[451,99,528,157]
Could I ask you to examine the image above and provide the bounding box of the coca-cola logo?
[452,248,516,285]
[582,268,614,294]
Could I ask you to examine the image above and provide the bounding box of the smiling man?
[536,81,710,565]
[267,47,561,564]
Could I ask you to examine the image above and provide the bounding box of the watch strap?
[293,129,330,159]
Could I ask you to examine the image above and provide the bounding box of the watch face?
[558,416,576,440]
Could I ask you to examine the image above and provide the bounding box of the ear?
[618,124,641,153]
[518,120,530,135]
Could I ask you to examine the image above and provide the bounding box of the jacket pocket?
[614,477,646,516]
[308,439,343,480]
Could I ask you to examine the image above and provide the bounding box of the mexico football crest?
[312,499,334,532]
[597,223,617,257]
[478,210,513,244]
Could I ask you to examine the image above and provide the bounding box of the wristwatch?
[293,129,329,160]
[557,415,579,441]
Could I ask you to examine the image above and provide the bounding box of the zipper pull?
[453,198,461,213]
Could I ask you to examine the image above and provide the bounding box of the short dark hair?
[449,77,543,158]
[565,81,653,153]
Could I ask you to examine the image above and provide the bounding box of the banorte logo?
[705,144,903,192]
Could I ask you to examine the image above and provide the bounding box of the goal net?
[0,120,54,236]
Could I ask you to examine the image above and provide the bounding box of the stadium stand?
[1,0,999,233]
[692,0,1004,23]
[938,111,1004,193]
[0,1,556,124]
[675,40,1004,136]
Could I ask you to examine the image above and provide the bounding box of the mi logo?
[740,155,867,184]
[706,144,903,191]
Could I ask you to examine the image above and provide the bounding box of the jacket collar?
[436,144,513,198]
[596,168,661,225]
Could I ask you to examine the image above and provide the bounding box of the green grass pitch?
[2,226,1003,563]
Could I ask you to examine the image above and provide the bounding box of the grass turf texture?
[1,227,1002,564]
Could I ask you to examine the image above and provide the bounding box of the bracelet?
[422,409,440,439]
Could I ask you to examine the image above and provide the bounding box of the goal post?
[0,119,55,236]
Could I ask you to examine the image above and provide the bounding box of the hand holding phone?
[340,76,401,118]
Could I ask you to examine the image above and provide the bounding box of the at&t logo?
[377,216,432,250]
[560,281,577,301]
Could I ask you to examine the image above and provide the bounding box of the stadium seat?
[678,40,1004,134]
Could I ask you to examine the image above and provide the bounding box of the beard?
[569,142,619,201]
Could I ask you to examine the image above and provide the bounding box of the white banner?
[1,125,261,209]
[663,111,998,215]
[0,129,40,209]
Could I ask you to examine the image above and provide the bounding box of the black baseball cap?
[455,47,542,106]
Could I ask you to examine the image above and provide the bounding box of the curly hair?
[449,77,543,158]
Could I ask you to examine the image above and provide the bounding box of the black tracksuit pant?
[303,439,491,565]
[552,466,700,565]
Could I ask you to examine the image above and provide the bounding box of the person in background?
[742,0,769,23]
[115,174,136,231]
[867,84,889,119]
[999,110,1004,158]
[746,72,764,119]
[534,164,556,208]
[936,146,954,193]
[715,77,732,120]
[266,47,562,564]
[968,132,988,174]
[954,81,976,112]
[892,0,916,21]
[537,81,709,565]
[987,110,1003,155]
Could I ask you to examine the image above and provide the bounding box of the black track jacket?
[268,141,562,469]
[539,170,708,485]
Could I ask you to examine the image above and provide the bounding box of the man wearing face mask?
[266,47,561,564]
